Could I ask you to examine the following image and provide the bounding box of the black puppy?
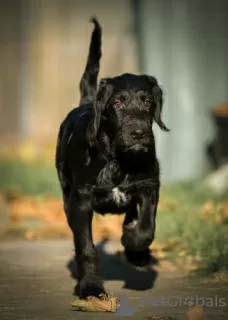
[56,17,169,299]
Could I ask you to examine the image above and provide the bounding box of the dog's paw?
[75,276,106,299]
[121,226,154,251]
[124,248,151,267]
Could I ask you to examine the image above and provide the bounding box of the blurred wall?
[1,0,228,182]
[0,0,138,140]
[0,1,24,138]
[137,0,228,181]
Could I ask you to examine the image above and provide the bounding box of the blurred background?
[0,0,227,275]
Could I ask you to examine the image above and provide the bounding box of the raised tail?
[79,17,102,105]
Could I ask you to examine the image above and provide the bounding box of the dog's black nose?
[131,129,145,139]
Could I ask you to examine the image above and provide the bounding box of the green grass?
[0,159,61,196]
[0,159,227,275]
[156,182,228,275]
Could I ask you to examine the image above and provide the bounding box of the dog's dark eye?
[144,99,152,107]
[114,100,124,109]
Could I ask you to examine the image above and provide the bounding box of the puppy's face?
[92,73,169,154]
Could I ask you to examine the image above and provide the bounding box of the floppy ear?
[87,78,113,146]
[144,75,170,132]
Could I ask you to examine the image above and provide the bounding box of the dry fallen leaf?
[186,306,206,320]
[25,230,36,241]
[71,293,119,312]
[165,237,180,250]
[200,201,214,217]
[155,250,166,260]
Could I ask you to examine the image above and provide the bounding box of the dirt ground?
[0,240,227,320]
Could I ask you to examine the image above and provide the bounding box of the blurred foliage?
[0,138,56,163]
[0,160,61,196]
[156,183,228,275]
[0,138,59,195]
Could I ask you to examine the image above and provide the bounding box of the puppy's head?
[89,73,169,154]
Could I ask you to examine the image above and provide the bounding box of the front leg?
[121,187,159,266]
[68,191,106,298]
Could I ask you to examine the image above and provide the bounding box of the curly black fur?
[55,17,169,298]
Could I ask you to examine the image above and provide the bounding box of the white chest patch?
[112,187,127,206]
